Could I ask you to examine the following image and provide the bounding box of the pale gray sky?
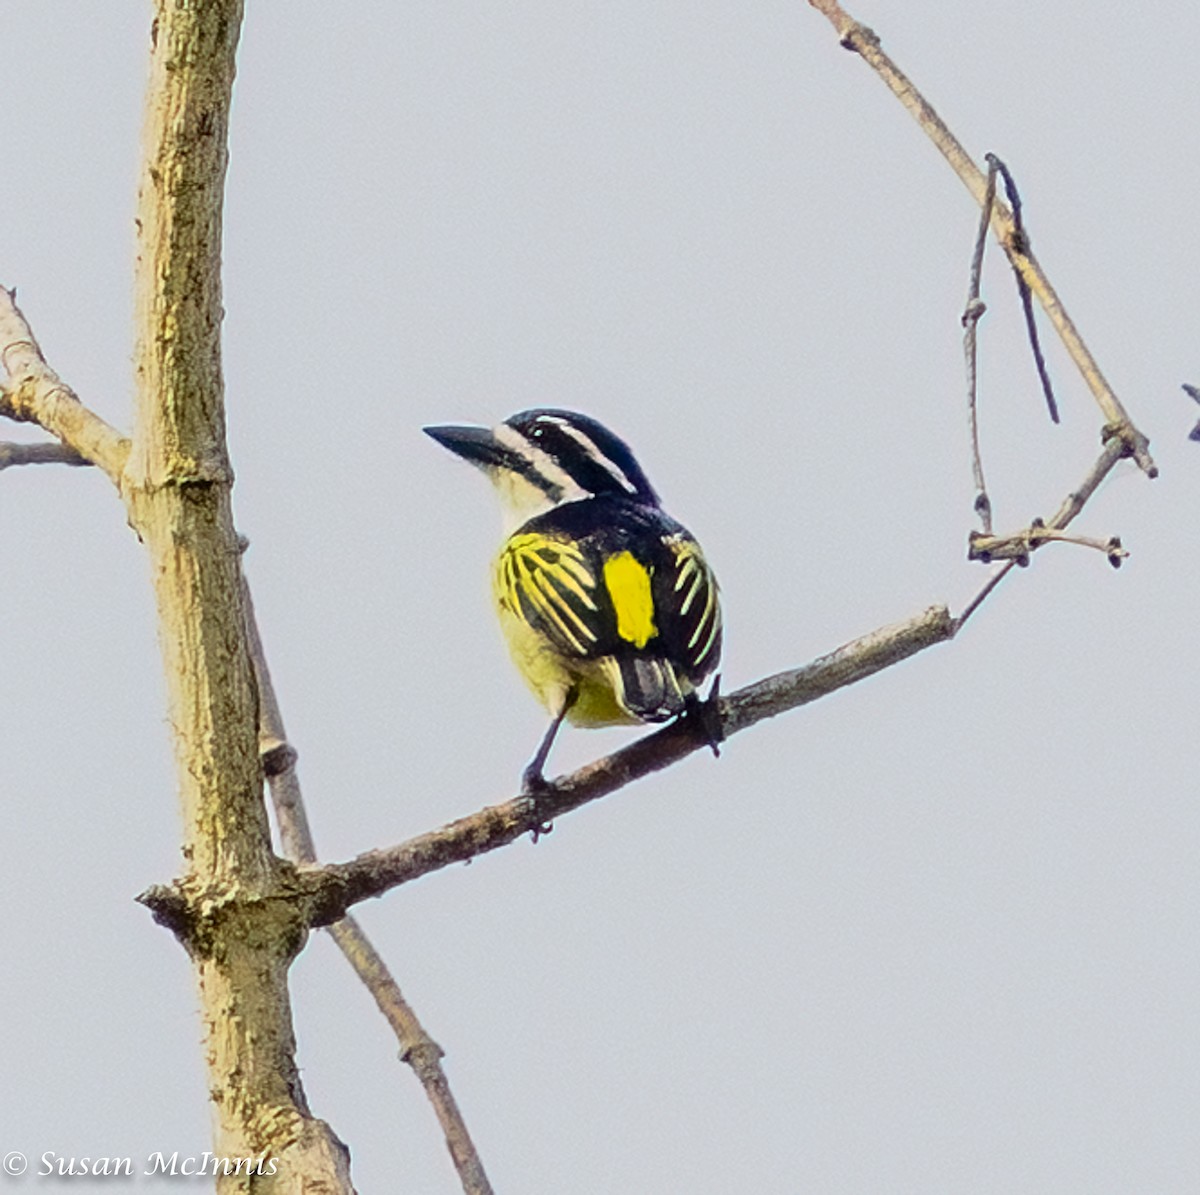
[3,3,1198,1192]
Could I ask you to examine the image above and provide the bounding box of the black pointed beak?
[423,423,506,469]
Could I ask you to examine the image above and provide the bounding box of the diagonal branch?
[806,0,1156,477]
[0,287,130,485]
[299,377,1135,919]
[242,573,496,1195]
[297,605,955,920]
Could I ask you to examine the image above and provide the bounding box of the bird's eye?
[531,426,545,438]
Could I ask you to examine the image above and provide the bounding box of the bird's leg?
[684,673,724,758]
[522,707,568,792]
[521,688,576,841]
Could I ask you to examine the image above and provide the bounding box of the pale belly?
[496,605,641,727]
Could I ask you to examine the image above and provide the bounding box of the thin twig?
[1044,433,1128,527]
[0,440,89,470]
[295,605,956,917]
[806,0,1155,476]
[954,561,1017,633]
[241,574,496,1195]
[324,919,493,1195]
[987,154,1059,424]
[969,525,1125,566]
[962,156,997,533]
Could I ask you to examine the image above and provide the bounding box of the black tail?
[617,657,687,722]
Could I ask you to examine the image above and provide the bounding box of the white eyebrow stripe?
[553,421,640,494]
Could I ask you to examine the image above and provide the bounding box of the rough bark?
[125,2,352,1188]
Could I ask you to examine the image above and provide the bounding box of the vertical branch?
[126,0,262,883]
[962,157,997,534]
[125,2,351,1185]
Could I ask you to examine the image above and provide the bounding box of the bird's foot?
[686,674,724,758]
[521,768,555,842]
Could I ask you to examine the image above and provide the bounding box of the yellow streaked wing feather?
[495,533,600,657]
[666,536,722,674]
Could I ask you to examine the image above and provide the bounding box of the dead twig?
[242,573,495,1195]
[987,154,1059,425]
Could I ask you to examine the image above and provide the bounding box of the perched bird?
[425,409,723,793]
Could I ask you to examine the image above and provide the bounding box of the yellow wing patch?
[602,551,656,649]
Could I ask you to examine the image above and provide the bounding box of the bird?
[425,408,723,801]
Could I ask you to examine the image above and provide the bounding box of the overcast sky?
[3,3,1198,1192]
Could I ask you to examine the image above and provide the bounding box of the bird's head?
[425,408,660,530]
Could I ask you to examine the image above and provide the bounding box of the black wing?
[653,531,722,685]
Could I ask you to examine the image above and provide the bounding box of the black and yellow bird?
[425,409,723,791]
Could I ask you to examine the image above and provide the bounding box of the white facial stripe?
[553,421,639,495]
